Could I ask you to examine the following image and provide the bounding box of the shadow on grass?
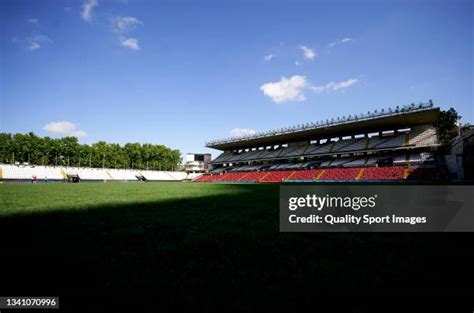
[0,183,473,309]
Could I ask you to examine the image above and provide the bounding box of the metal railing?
[206,101,435,147]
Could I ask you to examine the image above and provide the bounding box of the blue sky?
[1,0,472,157]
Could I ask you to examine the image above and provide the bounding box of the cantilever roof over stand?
[205,101,440,151]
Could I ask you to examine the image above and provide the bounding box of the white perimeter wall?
[0,164,196,182]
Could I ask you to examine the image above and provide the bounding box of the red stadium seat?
[216,172,247,181]
[196,166,427,183]
[259,171,293,182]
[319,168,360,180]
[288,169,321,181]
[360,166,405,180]
[239,171,266,181]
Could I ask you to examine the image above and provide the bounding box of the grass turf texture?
[0,182,473,308]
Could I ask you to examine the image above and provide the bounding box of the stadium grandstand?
[196,101,447,182]
[0,164,200,183]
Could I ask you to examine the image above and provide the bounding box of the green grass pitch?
[0,182,464,306]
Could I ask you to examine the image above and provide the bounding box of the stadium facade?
[197,101,445,182]
[184,153,212,173]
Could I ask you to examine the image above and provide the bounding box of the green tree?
[438,108,462,141]
[0,133,182,170]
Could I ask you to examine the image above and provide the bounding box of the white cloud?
[71,130,88,138]
[43,121,88,138]
[28,41,40,50]
[300,45,316,60]
[230,128,257,137]
[120,37,140,50]
[311,78,359,93]
[20,20,50,51]
[115,16,143,31]
[25,35,51,51]
[328,37,354,48]
[113,17,143,50]
[81,0,98,22]
[263,54,274,62]
[260,75,308,103]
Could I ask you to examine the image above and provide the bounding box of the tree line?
[0,133,182,171]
